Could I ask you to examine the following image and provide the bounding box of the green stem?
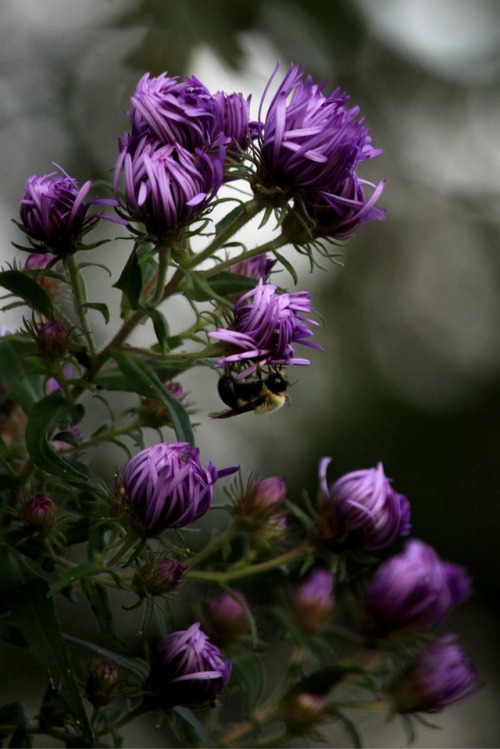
[99,703,148,736]
[76,418,143,451]
[186,525,235,569]
[186,544,311,583]
[202,232,290,278]
[105,531,141,567]
[187,197,264,270]
[64,253,96,359]
[149,244,170,306]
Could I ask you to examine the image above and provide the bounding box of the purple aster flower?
[318,459,411,551]
[255,64,384,238]
[128,72,220,150]
[389,633,482,713]
[120,442,238,535]
[229,253,277,281]
[209,280,322,369]
[213,91,258,155]
[292,569,335,634]
[21,493,57,535]
[114,135,225,236]
[19,170,102,256]
[144,622,232,709]
[363,539,471,637]
[85,660,119,707]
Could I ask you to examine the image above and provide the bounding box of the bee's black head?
[266,370,288,394]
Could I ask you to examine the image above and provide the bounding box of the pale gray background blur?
[1,1,500,746]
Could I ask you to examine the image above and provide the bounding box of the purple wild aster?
[229,253,277,281]
[21,493,57,535]
[389,633,482,713]
[209,280,322,370]
[318,458,411,551]
[256,63,384,239]
[128,72,221,150]
[292,569,335,634]
[120,442,237,535]
[362,539,471,638]
[213,91,259,156]
[19,170,103,256]
[133,557,187,598]
[143,622,232,709]
[114,135,225,236]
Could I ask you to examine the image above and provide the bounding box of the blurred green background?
[1,0,499,745]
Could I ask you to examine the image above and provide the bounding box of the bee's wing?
[209,396,266,419]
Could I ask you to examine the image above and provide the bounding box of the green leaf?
[111,349,195,446]
[233,651,264,718]
[82,302,110,325]
[146,307,170,355]
[185,271,232,308]
[172,706,212,748]
[0,545,93,743]
[0,335,45,413]
[48,561,104,597]
[81,579,127,652]
[273,250,298,285]
[25,391,93,485]
[0,269,53,317]
[213,201,247,239]
[113,248,143,314]
[204,270,257,297]
[63,634,150,681]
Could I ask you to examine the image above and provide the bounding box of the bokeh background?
[1,0,500,746]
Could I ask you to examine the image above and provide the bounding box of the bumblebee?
[209,367,289,419]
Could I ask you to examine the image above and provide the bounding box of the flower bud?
[26,319,70,362]
[234,475,287,529]
[314,459,411,552]
[208,589,248,645]
[139,381,191,428]
[21,493,57,535]
[85,660,119,707]
[132,557,187,598]
[285,692,326,734]
[292,569,334,635]
[362,540,471,638]
[120,442,238,535]
[388,634,481,713]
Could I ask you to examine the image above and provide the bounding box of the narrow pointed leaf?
[111,349,195,446]
[0,270,53,317]
[0,545,93,743]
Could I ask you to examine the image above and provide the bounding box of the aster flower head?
[114,135,225,237]
[120,441,237,535]
[19,170,101,256]
[318,459,411,551]
[213,91,258,155]
[21,493,57,535]
[389,633,482,713]
[209,280,322,370]
[25,318,70,362]
[229,253,277,281]
[363,539,471,637]
[85,661,119,707]
[128,72,220,150]
[144,622,232,709]
[292,569,335,634]
[257,64,382,192]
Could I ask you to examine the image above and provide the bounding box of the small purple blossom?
[229,253,277,281]
[114,135,225,235]
[293,569,335,634]
[208,589,249,644]
[144,622,232,709]
[319,459,411,551]
[363,539,471,637]
[19,170,101,255]
[85,661,119,707]
[21,493,57,535]
[209,280,322,369]
[213,91,257,155]
[121,442,238,535]
[389,633,482,712]
[128,72,220,150]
